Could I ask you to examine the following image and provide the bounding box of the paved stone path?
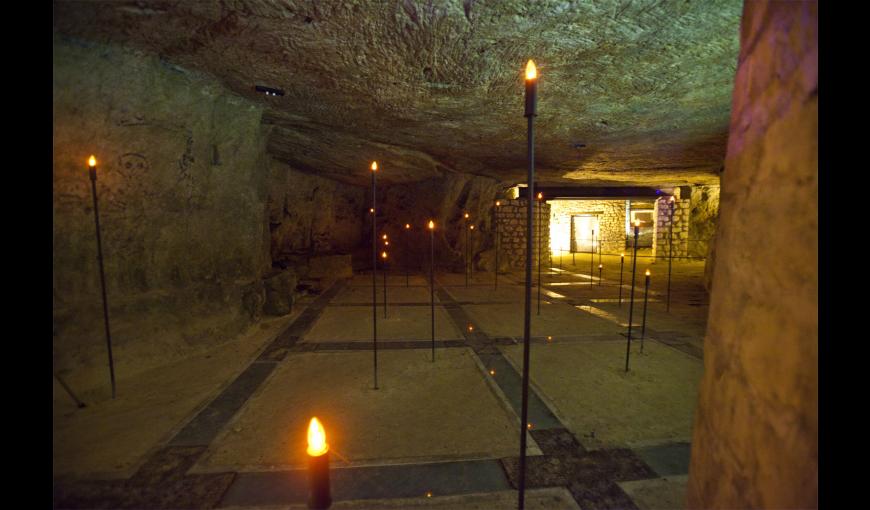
[54,268,698,509]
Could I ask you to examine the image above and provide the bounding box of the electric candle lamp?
[524,59,537,117]
[382,251,387,259]
[428,220,436,361]
[464,212,469,219]
[385,241,389,246]
[537,192,542,200]
[370,160,379,389]
[88,155,97,180]
[520,58,538,510]
[383,234,388,240]
[496,200,501,207]
[306,417,331,509]
[470,225,474,230]
[641,269,652,348]
[86,154,116,398]
[490,369,496,375]
[405,223,410,229]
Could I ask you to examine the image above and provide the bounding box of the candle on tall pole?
[370,161,379,390]
[495,201,501,290]
[306,417,332,509]
[667,196,675,312]
[469,224,475,281]
[382,251,388,319]
[641,269,651,353]
[429,220,436,361]
[464,212,470,287]
[618,253,625,306]
[598,264,603,286]
[87,156,116,399]
[624,220,640,372]
[405,224,411,287]
[536,191,543,316]
[518,58,537,510]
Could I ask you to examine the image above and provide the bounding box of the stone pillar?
[495,199,551,269]
[687,2,817,509]
[653,191,690,259]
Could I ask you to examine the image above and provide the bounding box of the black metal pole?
[371,166,378,390]
[465,216,469,287]
[598,264,603,286]
[641,271,650,352]
[89,165,116,399]
[519,63,537,510]
[624,225,639,372]
[430,224,435,361]
[667,199,675,312]
[54,372,86,408]
[470,226,475,281]
[495,205,500,290]
[308,450,332,509]
[406,227,410,287]
[383,256,387,319]
[618,254,624,306]
[536,199,541,313]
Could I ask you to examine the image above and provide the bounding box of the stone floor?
[53,254,708,509]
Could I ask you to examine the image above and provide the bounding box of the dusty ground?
[53,312,300,480]
[54,256,709,509]
[194,348,519,471]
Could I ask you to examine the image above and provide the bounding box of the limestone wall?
[267,160,366,265]
[687,2,817,508]
[495,199,551,270]
[689,185,720,257]
[53,38,277,390]
[377,174,503,272]
[548,199,626,256]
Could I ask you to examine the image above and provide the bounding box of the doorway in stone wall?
[571,214,600,252]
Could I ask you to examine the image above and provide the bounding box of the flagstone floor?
[53,255,708,509]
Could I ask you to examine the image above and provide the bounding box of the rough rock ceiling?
[54,0,741,187]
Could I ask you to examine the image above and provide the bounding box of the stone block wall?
[495,199,551,269]
[548,199,626,256]
[653,193,690,258]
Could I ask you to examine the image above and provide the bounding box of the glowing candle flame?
[307,417,329,456]
[383,234,388,240]
[537,192,542,200]
[646,269,651,276]
[88,155,97,168]
[599,264,603,269]
[621,253,625,258]
[496,200,501,207]
[370,208,374,213]
[635,219,640,227]
[428,220,434,230]
[371,161,378,171]
[470,225,474,230]
[525,60,537,80]
[405,224,410,229]
[382,251,387,259]
[669,196,675,202]
[464,213,469,219]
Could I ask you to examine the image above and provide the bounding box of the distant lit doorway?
[571,214,599,252]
